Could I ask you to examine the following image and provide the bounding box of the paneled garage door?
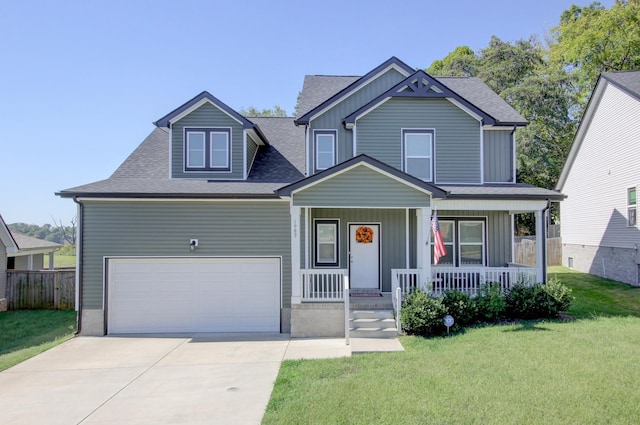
[107,257,281,334]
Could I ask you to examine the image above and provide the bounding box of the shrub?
[542,278,573,315]
[475,283,507,322]
[442,290,477,329]
[401,289,446,336]
[506,284,547,319]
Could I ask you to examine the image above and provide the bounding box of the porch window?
[403,129,434,181]
[432,218,486,267]
[314,130,336,171]
[628,187,637,226]
[315,219,339,266]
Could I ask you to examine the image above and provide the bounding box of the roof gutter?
[542,198,551,283]
[72,197,84,336]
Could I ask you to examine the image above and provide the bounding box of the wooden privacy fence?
[6,270,75,310]
[514,237,562,267]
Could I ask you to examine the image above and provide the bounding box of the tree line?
[8,217,77,246]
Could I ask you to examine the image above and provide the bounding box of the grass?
[0,310,77,371]
[43,253,76,268]
[263,267,640,425]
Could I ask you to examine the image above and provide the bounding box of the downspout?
[73,197,84,335]
[542,198,551,283]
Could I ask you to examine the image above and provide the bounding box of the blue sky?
[0,0,614,225]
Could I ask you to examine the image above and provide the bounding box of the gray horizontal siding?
[484,130,513,183]
[357,98,481,184]
[171,102,244,179]
[81,200,291,309]
[293,165,430,207]
[311,208,408,292]
[309,68,407,173]
[246,136,259,175]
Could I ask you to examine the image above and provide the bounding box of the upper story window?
[184,127,231,172]
[628,187,637,226]
[403,129,434,181]
[314,130,336,171]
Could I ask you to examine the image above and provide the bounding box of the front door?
[349,224,380,290]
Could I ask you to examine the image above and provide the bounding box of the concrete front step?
[349,310,398,338]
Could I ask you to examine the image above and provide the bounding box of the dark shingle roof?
[296,75,360,118]
[440,184,564,200]
[59,118,304,198]
[602,71,640,100]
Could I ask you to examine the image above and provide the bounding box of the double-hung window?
[185,128,231,171]
[315,219,339,267]
[432,218,486,267]
[315,130,336,171]
[403,129,434,181]
[628,187,637,226]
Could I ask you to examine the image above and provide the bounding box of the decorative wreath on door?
[355,226,374,244]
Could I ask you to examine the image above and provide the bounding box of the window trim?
[458,220,486,267]
[183,127,232,172]
[314,219,339,267]
[314,130,337,171]
[186,131,206,169]
[628,186,637,227]
[402,129,434,182]
[432,217,487,267]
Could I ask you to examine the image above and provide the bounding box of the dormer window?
[184,128,231,172]
[314,130,336,171]
[402,129,434,181]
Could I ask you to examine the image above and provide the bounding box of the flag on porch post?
[431,210,447,265]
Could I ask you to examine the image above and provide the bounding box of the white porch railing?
[391,266,538,298]
[300,269,348,302]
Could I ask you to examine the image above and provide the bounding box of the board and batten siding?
[311,208,407,292]
[80,200,292,310]
[436,210,512,267]
[561,82,640,248]
[171,102,245,179]
[292,165,431,208]
[308,68,407,173]
[356,98,481,184]
[483,130,514,183]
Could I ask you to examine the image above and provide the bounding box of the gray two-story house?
[59,57,562,336]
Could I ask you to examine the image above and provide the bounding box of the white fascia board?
[290,162,435,197]
[169,98,244,126]
[76,197,288,203]
[434,198,547,211]
[9,247,59,257]
[308,64,411,122]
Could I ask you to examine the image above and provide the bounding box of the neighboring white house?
[557,71,640,286]
[0,215,19,311]
[7,231,62,270]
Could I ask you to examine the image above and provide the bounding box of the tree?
[239,105,288,117]
[427,46,478,76]
[551,0,640,110]
[52,216,77,245]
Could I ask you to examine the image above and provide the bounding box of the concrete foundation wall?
[281,308,291,334]
[291,303,345,337]
[563,243,639,286]
[80,309,105,336]
[0,298,7,312]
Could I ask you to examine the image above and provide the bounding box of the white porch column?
[535,209,545,283]
[291,205,302,304]
[49,251,55,270]
[416,207,432,287]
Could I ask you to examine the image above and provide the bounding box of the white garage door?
[107,257,280,334]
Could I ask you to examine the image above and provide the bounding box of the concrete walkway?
[0,334,402,424]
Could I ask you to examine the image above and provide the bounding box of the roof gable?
[344,70,497,126]
[278,154,447,198]
[294,57,414,125]
[0,214,18,253]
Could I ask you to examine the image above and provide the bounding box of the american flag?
[431,211,447,265]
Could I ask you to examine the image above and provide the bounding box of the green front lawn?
[0,310,77,371]
[263,267,640,425]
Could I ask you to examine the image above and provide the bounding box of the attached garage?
[107,257,281,334]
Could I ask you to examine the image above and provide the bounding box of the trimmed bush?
[442,290,477,329]
[507,280,574,319]
[475,283,507,322]
[542,278,574,316]
[401,289,446,336]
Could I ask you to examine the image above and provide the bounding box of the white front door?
[349,224,380,290]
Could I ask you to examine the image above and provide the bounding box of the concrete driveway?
[0,334,350,425]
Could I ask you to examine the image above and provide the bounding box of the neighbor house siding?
[0,240,6,299]
[308,68,407,173]
[311,208,408,292]
[292,165,431,208]
[483,130,514,183]
[561,82,640,248]
[171,102,245,179]
[246,135,259,175]
[81,200,292,310]
[356,98,481,184]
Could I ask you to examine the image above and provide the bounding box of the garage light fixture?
[190,239,198,251]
